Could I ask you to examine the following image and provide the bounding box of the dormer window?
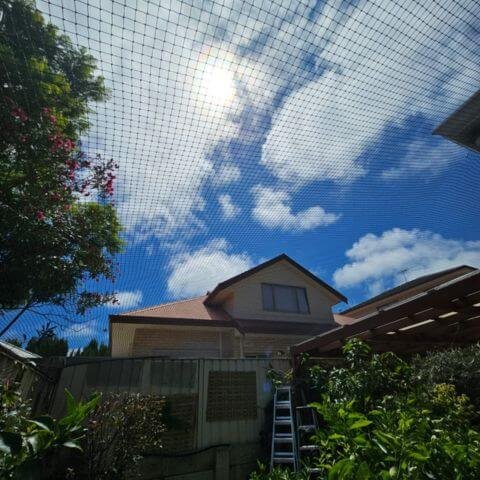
[261,283,310,314]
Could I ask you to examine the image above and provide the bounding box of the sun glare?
[199,59,236,106]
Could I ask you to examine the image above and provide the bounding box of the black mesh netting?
[1,0,480,349]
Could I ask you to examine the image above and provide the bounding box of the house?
[109,256,476,359]
[109,254,347,358]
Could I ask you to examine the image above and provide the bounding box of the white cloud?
[261,0,479,185]
[211,163,241,186]
[252,185,339,231]
[218,194,241,219]
[108,290,143,310]
[382,138,466,180]
[39,0,480,242]
[334,228,480,290]
[167,239,253,298]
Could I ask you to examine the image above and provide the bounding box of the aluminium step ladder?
[296,405,321,477]
[270,386,298,471]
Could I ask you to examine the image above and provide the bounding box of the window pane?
[296,288,309,313]
[273,285,298,312]
[262,284,274,310]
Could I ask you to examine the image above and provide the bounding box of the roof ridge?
[119,295,208,316]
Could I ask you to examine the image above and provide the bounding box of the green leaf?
[26,430,54,453]
[65,389,76,416]
[63,440,83,451]
[28,415,55,432]
[0,431,23,455]
[349,419,373,430]
[328,458,355,480]
[356,462,372,479]
[409,450,430,462]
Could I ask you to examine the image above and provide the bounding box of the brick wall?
[132,327,237,358]
[242,333,310,357]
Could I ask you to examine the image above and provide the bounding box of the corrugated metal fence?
[49,357,291,450]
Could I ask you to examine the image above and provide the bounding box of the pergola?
[292,270,480,358]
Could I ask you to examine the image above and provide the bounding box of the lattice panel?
[206,371,257,422]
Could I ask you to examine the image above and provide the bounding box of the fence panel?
[48,357,291,449]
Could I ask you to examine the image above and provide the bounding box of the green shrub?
[413,344,480,408]
[304,340,480,479]
[254,341,480,479]
[84,393,167,480]
[310,338,413,411]
[0,380,99,480]
[311,388,480,479]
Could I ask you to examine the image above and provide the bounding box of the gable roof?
[341,265,476,315]
[204,253,347,305]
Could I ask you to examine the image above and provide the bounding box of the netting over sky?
[3,0,480,348]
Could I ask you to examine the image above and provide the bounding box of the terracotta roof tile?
[117,295,230,322]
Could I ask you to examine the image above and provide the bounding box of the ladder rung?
[276,386,291,391]
[276,401,291,407]
[275,432,293,437]
[274,436,293,443]
[273,457,295,463]
[298,424,316,431]
[275,419,292,425]
[275,416,292,421]
[300,445,319,451]
[308,468,322,474]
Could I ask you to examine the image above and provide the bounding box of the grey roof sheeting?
[0,340,41,361]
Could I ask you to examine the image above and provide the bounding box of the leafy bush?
[413,344,480,408]
[84,393,167,480]
[311,386,480,479]
[254,340,480,479]
[0,380,99,480]
[309,338,413,411]
[305,341,480,479]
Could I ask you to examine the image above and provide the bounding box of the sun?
[199,58,236,106]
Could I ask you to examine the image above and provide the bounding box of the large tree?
[0,0,123,335]
[78,338,109,357]
[26,322,68,357]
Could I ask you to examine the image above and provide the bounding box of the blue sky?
[6,0,480,347]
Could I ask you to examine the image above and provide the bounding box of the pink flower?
[11,107,28,123]
[35,211,46,221]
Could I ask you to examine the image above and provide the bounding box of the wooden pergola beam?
[292,271,480,357]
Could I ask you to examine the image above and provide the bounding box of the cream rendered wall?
[220,259,338,324]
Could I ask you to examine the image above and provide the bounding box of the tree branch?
[0,301,33,337]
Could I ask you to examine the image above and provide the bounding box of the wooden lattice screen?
[206,371,257,422]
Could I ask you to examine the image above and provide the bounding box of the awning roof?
[292,269,480,356]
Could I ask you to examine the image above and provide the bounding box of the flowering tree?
[0,0,123,334]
